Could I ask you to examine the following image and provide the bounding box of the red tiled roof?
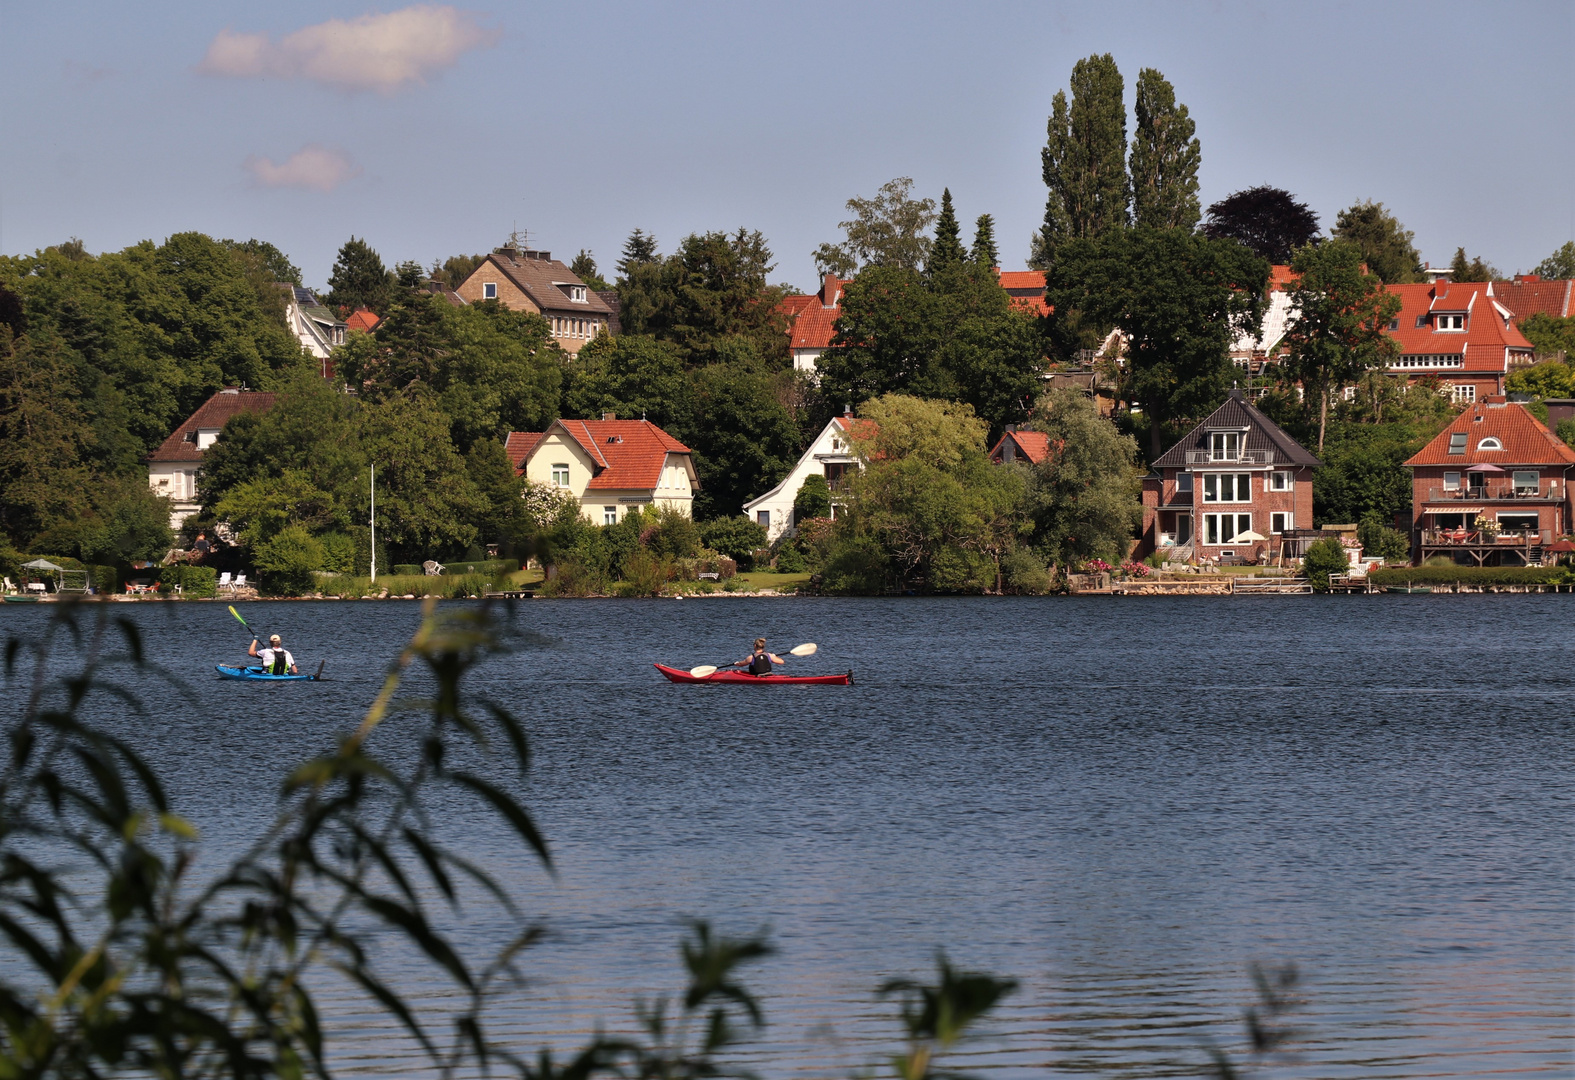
[345,309,381,332]
[1404,401,1575,466]
[1492,278,1573,321]
[505,432,543,470]
[522,419,693,490]
[989,430,1052,464]
[781,278,846,350]
[1268,264,1297,291]
[998,270,1050,316]
[147,389,277,463]
[1382,282,1532,370]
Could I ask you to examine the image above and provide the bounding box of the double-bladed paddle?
[690,642,816,678]
[228,605,325,680]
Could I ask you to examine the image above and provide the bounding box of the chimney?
[1001,434,1015,463]
[602,412,617,421]
[821,273,839,309]
[843,402,853,417]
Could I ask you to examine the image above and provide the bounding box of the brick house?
[454,244,614,356]
[506,415,697,524]
[146,388,276,529]
[1380,281,1535,404]
[1138,390,1320,563]
[1405,397,1575,565]
[987,426,1051,465]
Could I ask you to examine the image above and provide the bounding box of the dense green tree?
[428,252,484,288]
[1448,246,1498,282]
[1044,227,1269,457]
[1035,53,1130,267]
[1129,68,1201,231]
[1506,357,1575,396]
[685,362,802,519]
[357,388,488,559]
[697,515,767,563]
[1330,201,1423,284]
[464,437,530,545]
[813,177,937,277]
[929,189,966,274]
[1282,239,1402,451]
[1533,241,1575,279]
[214,469,345,548]
[1201,187,1319,263]
[1516,314,1575,361]
[970,214,999,268]
[1021,388,1143,569]
[325,236,392,314]
[563,334,691,431]
[220,239,301,287]
[793,474,832,521]
[570,250,610,291]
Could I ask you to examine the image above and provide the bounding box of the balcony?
[1185,449,1272,465]
[1426,482,1564,504]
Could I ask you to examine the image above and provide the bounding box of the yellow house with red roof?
[507,416,697,524]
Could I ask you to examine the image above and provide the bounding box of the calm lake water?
[3,596,1571,1077]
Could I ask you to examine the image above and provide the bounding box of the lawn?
[732,571,811,590]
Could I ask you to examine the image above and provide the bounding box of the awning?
[21,559,63,571]
[1466,464,1506,473]
[1424,505,1482,513]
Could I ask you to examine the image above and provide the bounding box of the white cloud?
[199,5,498,94]
[244,145,362,192]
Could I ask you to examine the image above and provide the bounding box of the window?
[551,463,571,487]
[603,507,618,526]
[1175,472,1193,493]
[757,510,770,527]
[1477,436,1502,451]
[1269,471,1291,492]
[1436,314,1464,330]
[1202,473,1252,503]
[1209,432,1240,460]
[1270,511,1292,534]
[1452,383,1475,404]
[1203,513,1252,545]
[1447,433,1468,455]
[1342,386,1357,401]
[1513,470,1539,494]
[1388,319,1399,330]
[1497,512,1538,534]
[483,282,497,299]
[1443,471,1461,490]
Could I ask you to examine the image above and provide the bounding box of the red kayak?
[654,663,852,686]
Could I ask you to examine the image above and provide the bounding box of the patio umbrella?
[1234,530,1267,542]
[1546,538,1575,553]
[1466,464,1505,472]
[21,559,63,571]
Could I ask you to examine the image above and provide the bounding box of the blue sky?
[2,1,1571,292]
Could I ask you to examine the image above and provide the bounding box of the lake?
[2,595,1570,1077]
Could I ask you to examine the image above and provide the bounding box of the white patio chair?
[232,574,247,591]
[218,572,233,592]
[2,577,13,594]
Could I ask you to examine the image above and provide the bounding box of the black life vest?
[748,651,772,675]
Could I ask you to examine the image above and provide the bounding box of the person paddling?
[248,633,298,676]
[734,638,784,677]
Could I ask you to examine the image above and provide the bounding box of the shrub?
[541,557,606,597]
[619,548,669,596]
[1358,513,1410,563]
[1144,549,1166,569]
[698,516,767,565]
[792,474,832,522]
[774,542,807,573]
[1120,560,1151,578]
[88,564,118,593]
[1302,537,1351,591]
[645,507,700,559]
[820,536,888,594]
[1367,565,1571,587]
[391,564,423,577]
[319,531,357,575]
[254,526,326,596]
[157,564,217,598]
[1001,548,1052,595]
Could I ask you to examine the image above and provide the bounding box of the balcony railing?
[1185,449,1272,465]
[1422,528,1551,546]
[1427,483,1563,502]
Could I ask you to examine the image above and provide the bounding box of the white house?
[281,286,346,375]
[146,388,277,529]
[744,412,874,541]
[507,415,698,524]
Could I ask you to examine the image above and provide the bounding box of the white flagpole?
[369,465,377,584]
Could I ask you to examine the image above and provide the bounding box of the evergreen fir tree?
[1129,68,1201,230]
[1035,53,1130,267]
[325,236,392,315]
[570,250,610,291]
[617,229,660,277]
[971,214,999,268]
[1331,201,1423,284]
[929,189,966,274]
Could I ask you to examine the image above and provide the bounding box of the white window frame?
[1477,436,1502,451]
[1436,313,1464,331]
[1513,470,1538,494]
[483,282,498,300]
[551,463,571,488]
[1202,473,1252,503]
[1209,432,1241,461]
[1270,511,1292,534]
[1452,384,1475,404]
[1269,471,1292,492]
[1203,512,1252,545]
[603,507,618,526]
[1443,471,1462,490]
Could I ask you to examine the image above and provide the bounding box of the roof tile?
[1404,402,1575,466]
[147,390,277,463]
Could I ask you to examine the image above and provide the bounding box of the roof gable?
[521,419,694,490]
[478,250,614,316]
[147,389,277,463]
[1152,390,1321,469]
[1404,401,1575,467]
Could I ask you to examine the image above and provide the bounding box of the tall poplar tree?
[929,188,966,274]
[1129,68,1201,230]
[1035,53,1130,267]
[971,214,999,268]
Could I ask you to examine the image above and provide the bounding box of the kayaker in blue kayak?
[248,634,298,676]
[734,638,783,676]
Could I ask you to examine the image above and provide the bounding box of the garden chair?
[2,577,13,594]
[422,560,444,576]
[232,573,247,591]
[217,572,233,592]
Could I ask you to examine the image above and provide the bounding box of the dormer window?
[572,286,586,303]
[1436,314,1464,331]
[1477,437,1502,451]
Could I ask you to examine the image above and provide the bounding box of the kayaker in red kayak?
[734,638,784,676]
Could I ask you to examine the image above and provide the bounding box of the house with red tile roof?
[345,308,381,333]
[1380,281,1534,403]
[510,415,697,524]
[997,271,1051,317]
[1489,275,1574,324]
[454,244,614,356]
[146,388,277,529]
[1404,397,1575,565]
[987,426,1052,465]
[743,411,876,540]
[1230,265,1296,373]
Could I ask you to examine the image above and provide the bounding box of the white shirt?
[259,647,294,671]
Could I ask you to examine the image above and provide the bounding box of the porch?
[1419,527,1550,566]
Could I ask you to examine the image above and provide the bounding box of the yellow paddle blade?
[689,665,719,678]
[789,643,817,657]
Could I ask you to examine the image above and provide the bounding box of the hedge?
[1367,565,1572,587]
[391,559,518,577]
[159,565,218,598]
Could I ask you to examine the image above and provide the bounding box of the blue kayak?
[216,663,322,682]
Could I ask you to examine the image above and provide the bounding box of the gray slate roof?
[1152,389,1321,469]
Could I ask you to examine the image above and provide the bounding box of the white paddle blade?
[789,643,817,657]
[689,665,719,678]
